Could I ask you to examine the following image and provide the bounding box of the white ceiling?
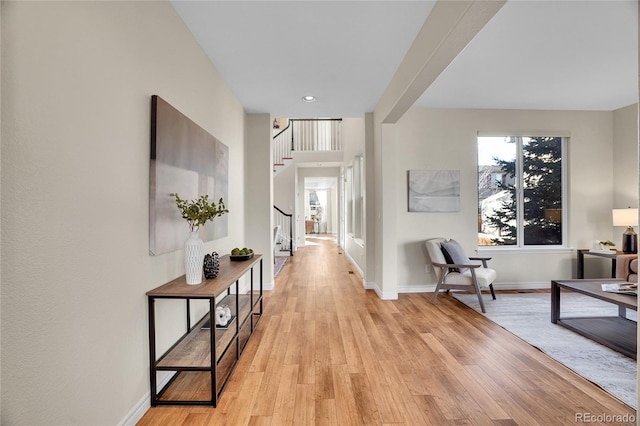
[172,0,638,118]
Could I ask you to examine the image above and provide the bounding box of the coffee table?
[551,279,637,359]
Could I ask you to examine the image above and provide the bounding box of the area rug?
[452,292,637,409]
[274,256,287,278]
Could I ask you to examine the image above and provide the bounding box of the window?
[352,155,363,239]
[345,155,364,240]
[478,136,566,247]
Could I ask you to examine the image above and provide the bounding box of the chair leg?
[475,288,486,313]
[470,270,486,313]
[431,274,446,305]
[489,283,496,300]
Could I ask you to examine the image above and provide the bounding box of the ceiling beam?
[375,0,506,124]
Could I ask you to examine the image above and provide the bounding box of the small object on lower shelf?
[201,315,236,330]
[230,253,254,261]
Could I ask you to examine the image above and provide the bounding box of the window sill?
[477,246,573,255]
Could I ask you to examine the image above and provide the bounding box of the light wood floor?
[138,238,636,425]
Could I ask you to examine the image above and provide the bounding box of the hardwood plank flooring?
[138,238,636,425]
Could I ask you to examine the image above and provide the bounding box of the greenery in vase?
[170,193,229,232]
[600,240,615,247]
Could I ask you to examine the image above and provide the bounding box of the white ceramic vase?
[184,230,204,285]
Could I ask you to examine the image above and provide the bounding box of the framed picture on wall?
[408,170,460,212]
[149,95,229,255]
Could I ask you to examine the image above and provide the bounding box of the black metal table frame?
[551,278,637,359]
[576,249,620,279]
[148,259,263,406]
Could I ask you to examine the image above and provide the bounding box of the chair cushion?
[441,239,471,272]
[425,238,447,266]
[630,259,638,283]
[445,268,497,288]
[440,245,459,272]
[614,255,638,283]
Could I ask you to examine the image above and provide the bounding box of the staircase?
[273,118,342,175]
[274,205,294,256]
[272,118,343,256]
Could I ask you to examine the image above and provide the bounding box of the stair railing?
[273,205,294,256]
[273,120,293,167]
[273,118,342,168]
[291,118,342,152]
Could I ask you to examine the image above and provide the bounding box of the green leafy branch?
[170,193,229,232]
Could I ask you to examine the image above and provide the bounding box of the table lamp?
[612,208,638,254]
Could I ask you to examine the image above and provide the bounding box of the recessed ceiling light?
[302,95,316,103]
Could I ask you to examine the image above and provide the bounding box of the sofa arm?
[615,254,638,280]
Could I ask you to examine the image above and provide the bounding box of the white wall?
[1,2,246,424]
[245,114,274,289]
[612,103,640,251]
[274,165,296,215]
[393,107,618,291]
[613,103,639,209]
[339,118,367,274]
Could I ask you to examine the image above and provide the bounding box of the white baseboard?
[397,284,435,293]
[341,248,364,278]
[119,393,149,426]
[119,373,174,425]
[396,281,550,294]
[493,281,550,290]
[364,281,398,300]
[341,252,398,299]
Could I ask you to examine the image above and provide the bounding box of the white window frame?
[478,134,569,253]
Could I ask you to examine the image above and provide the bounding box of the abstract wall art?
[149,95,229,255]
[408,170,460,212]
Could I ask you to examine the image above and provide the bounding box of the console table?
[551,279,637,359]
[576,249,622,279]
[147,254,263,406]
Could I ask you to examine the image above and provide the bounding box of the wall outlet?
[425,264,431,273]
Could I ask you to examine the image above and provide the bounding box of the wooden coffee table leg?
[577,250,585,279]
[619,305,627,318]
[551,280,560,324]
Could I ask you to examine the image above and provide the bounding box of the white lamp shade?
[612,208,639,227]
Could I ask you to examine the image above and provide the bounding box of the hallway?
[139,238,634,425]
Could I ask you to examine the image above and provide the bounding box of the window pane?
[522,137,562,245]
[478,137,517,246]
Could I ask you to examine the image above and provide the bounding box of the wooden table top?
[147,254,262,298]
[553,279,637,311]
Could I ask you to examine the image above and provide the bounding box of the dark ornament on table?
[203,252,220,279]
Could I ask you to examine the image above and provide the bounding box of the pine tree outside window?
[478,136,566,247]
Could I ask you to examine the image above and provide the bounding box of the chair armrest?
[469,256,491,268]
[432,262,480,269]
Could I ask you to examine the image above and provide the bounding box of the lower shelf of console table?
[147,254,263,406]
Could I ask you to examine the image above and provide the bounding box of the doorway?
[304,177,338,244]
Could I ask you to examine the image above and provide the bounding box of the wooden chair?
[425,238,496,313]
